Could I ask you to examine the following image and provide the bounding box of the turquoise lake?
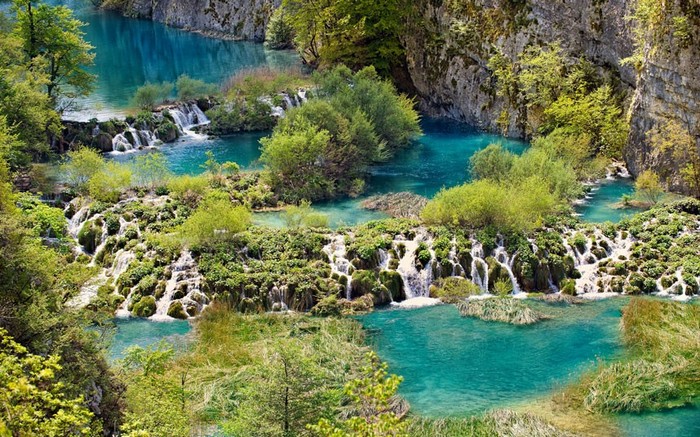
[107,317,192,361]
[51,0,298,118]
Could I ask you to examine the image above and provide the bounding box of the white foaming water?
[470,240,489,292]
[323,234,353,299]
[396,230,434,299]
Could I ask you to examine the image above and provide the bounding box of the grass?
[407,410,576,436]
[455,298,548,325]
[221,66,310,100]
[560,298,700,414]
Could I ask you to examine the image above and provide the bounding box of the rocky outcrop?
[106,0,280,41]
[403,0,699,188]
[403,0,636,137]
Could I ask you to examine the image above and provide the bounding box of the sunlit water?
[52,0,298,119]
[576,178,637,223]
[107,317,191,361]
[359,300,625,416]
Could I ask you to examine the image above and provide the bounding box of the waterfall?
[112,133,133,152]
[470,240,489,292]
[152,250,203,320]
[68,205,91,239]
[282,94,294,109]
[169,103,210,137]
[396,231,434,299]
[269,286,289,311]
[323,235,352,299]
[493,238,521,295]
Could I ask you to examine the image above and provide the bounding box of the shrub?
[175,75,217,101]
[432,277,482,303]
[167,175,209,207]
[180,194,251,247]
[133,82,173,110]
[88,162,132,203]
[264,8,295,50]
[132,295,156,317]
[61,147,104,191]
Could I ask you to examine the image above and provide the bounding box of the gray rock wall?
[109,0,280,41]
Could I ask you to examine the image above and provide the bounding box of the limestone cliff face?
[403,0,700,187]
[626,21,700,189]
[109,0,280,41]
[403,0,636,137]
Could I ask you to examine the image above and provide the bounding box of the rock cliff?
[402,0,699,188]
[106,0,279,41]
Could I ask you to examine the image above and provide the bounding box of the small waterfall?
[298,89,307,102]
[323,235,352,299]
[396,231,434,299]
[493,238,521,295]
[68,205,91,239]
[378,249,390,270]
[282,94,294,109]
[470,240,489,292]
[152,250,202,320]
[112,133,133,152]
[269,286,289,311]
[169,103,210,137]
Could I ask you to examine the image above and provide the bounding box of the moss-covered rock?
[78,220,102,254]
[167,301,188,319]
[379,270,405,301]
[350,270,376,299]
[132,295,156,317]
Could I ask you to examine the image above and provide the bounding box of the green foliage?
[635,170,663,205]
[469,143,515,182]
[421,178,556,233]
[265,8,295,50]
[16,193,66,238]
[87,161,132,203]
[565,299,700,414]
[432,277,482,303]
[261,66,420,201]
[133,81,173,110]
[180,193,251,247]
[308,351,407,437]
[131,153,172,189]
[167,174,210,207]
[283,200,330,229]
[281,0,408,74]
[13,0,95,106]
[175,74,217,101]
[261,120,332,201]
[517,42,567,109]
[131,295,156,318]
[61,148,105,192]
[0,328,95,436]
[648,119,700,199]
[121,341,175,376]
[201,150,239,187]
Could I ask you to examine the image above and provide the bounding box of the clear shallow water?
[617,402,700,437]
[359,300,625,416]
[107,318,192,361]
[575,178,637,223]
[56,0,298,118]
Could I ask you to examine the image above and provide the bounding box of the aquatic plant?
[455,298,547,325]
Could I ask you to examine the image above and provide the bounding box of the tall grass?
[456,298,548,325]
[221,66,308,99]
[562,298,700,414]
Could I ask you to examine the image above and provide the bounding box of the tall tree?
[13,0,95,111]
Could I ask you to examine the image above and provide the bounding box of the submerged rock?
[360,192,429,219]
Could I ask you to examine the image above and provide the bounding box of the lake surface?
[359,300,624,416]
[107,317,192,361]
[53,0,298,119]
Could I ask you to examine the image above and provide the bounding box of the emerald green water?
[359,300,625,416]
[107,318,191,361]
[575,178,637,223]
[54,0,297,118]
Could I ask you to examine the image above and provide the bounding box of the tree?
[133,82,173,110]
[0,328,95,436]
[180,193,251,246]
[469,144,515,182]
[635,170,663,205]
[61,147,105,191]
[648,119,700,199]
[308,351,407,437]
[283,200,330,229]
[175,75,217,101]
[281,0,407,74]
[87,161,132,203]
[227,340,331,437]
[260,122,331,201]
[13,0,95,109]
[265,8,295,50]
[131,153,172,189]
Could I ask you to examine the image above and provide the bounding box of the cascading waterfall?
[68,204,91,238]
[493,238,521,295]
[169,103,210,137]
[323,235,352,299]
[470,240,489,292]
[151,250,205,320]
[268,285,289,311]
[396,232,434,299]
[112,133,133,152]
